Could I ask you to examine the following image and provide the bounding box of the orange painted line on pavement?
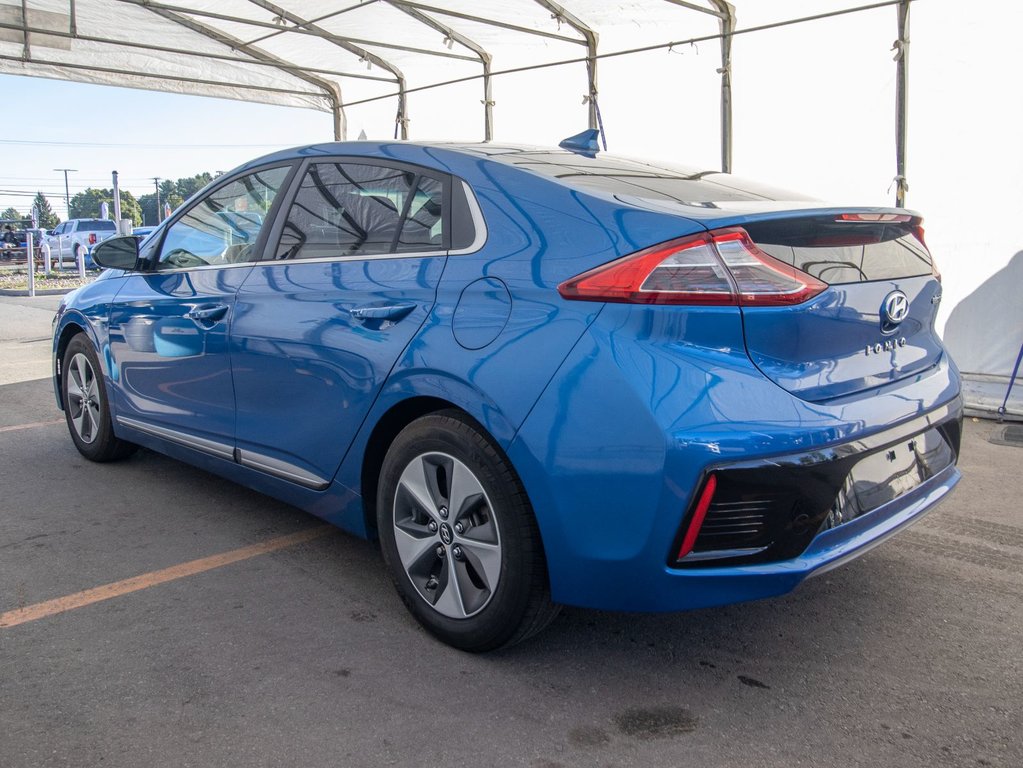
[0,419,64,434]
[0,526,332,629]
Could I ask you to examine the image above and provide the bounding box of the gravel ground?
[0,268,96,292]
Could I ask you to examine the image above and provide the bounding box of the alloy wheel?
[66,352,101,444]
[392,451,502,618]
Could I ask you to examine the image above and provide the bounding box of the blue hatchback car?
[53,139,962,650]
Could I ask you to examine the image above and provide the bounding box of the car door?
[61,222,77,261]
[50,223,66,262]
[230,159,448,489]
[106,165,294,455]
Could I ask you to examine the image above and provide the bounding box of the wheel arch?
[53,319,92,410]
[360,396,476,537]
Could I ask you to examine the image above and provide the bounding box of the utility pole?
[54,168,77,219]
[153,177,162,223]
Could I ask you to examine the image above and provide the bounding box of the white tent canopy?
[2,0,1019,417]
[1,1,747,172]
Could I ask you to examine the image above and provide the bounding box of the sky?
[0,76,334,221]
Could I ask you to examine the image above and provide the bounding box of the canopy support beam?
[711,1,734,172]
[534,1,598,130]
[0,20,395,82]
[894,0,910,206]
[388,2,583,46]
[385,1,494,141]
[134,3,348,139]
[111,0,475,62]
[245,0,408,139]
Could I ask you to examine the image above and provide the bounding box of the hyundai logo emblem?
[881,290,909,332]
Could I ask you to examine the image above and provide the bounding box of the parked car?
[48,218,118,268]
[52,139,962,651]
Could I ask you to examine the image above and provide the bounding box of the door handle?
[186,304,229,325]
[349,302,417,322]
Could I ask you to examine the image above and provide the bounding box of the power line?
[0,139,297,149]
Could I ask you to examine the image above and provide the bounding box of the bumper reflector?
[677,473,717,559]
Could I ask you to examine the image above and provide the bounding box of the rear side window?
[747,217,933,284]
[84,220,117,231]
[273,162,445,261]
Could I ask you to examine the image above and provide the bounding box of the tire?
[377,411,560,652]
[61,334,136,462]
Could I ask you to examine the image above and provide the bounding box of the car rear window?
[745,217,933,284]
[83,220,117,231]
[490,150,811,203]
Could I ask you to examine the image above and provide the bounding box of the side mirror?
[91,235,140,270]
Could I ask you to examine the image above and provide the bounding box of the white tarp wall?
[1,0,1019,416]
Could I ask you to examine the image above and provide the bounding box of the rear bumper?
[509,303,963,612]
[633,462,960,613]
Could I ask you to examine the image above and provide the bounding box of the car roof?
[227,141,813,208]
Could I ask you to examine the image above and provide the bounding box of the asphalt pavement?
[0,293,1020,768]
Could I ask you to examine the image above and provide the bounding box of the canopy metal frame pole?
[112,0,476,62]
[387,2,584,45]
[20,0,29,58]
[664,1,735,172]
[894,0,910,206]
[385,1,495,141]
[0,20,395,83]
[711,1,735,173]
[127,3,349,139]
[534,1,598,131]
[244,0,408,139]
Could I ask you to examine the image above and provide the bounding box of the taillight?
[89,233,97,244]
[914,222,941,282]
[559,227,826,307]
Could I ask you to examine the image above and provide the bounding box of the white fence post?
[27,232,35,297]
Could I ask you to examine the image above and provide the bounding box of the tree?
[1,206,23,221]
[69,188,143,226]
[32,192,60,228]
[177,173,214,199]
[138,172,215,224]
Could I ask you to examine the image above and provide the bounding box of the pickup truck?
[47,218,118,268]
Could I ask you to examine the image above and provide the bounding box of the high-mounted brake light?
[836,213,912,223]
[558,227,826,307]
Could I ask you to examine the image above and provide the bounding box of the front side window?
[155,166,290,270]
[273,162,445,261]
